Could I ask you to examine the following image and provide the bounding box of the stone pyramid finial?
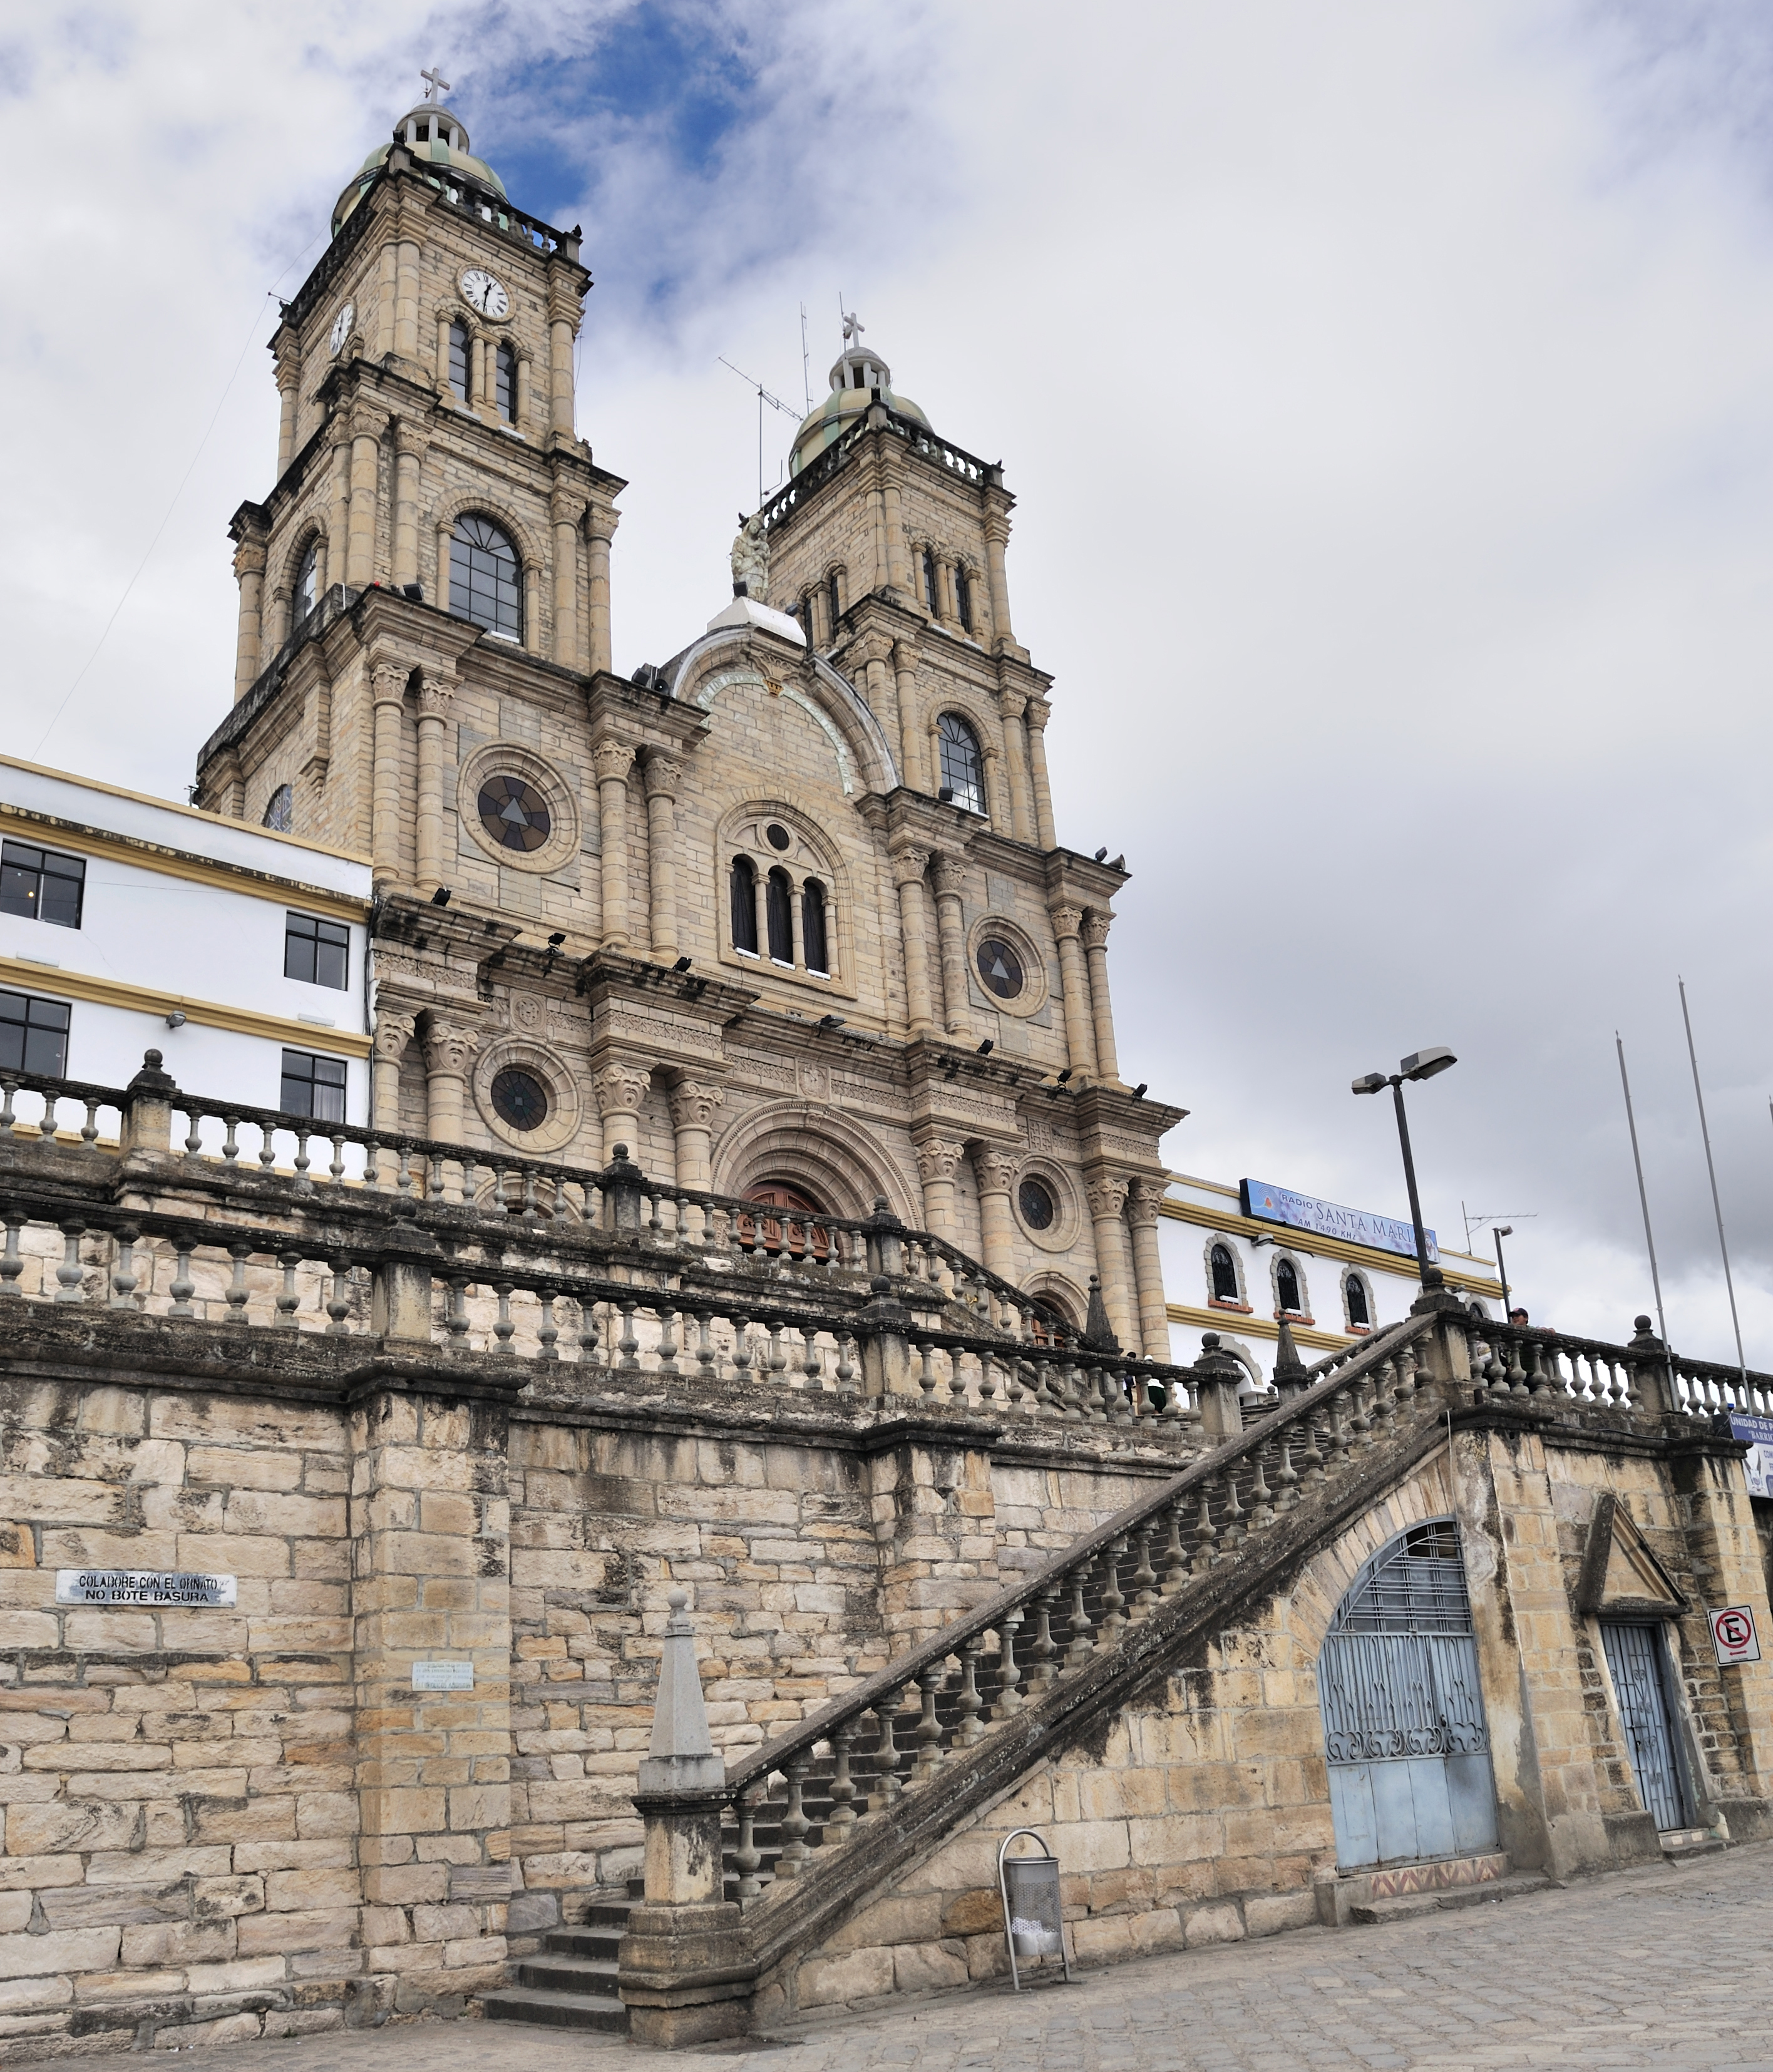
[1081,1273,1120,1353]
[1272,1316,1307,1396]
[638,1589,724,1791]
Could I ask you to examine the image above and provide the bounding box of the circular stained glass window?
[766,822,792,851]
[490,1067,549,1132]
[1019,1177,1057,1231]
[478,776,552,853]
[977,937,1024,1000]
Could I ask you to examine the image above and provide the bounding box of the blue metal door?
[1598,1621,1688,1832]
[1319,1519,1498,1870]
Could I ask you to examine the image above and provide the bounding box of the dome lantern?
[332,71,510,237]
[786,312,931,476]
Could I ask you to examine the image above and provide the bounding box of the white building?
[1159,1169,1504,1382]
[0,756,373,1124]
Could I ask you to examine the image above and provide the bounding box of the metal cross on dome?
[843,309,865,349]
[420,66,452,101]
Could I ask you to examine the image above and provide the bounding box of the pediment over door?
[1575,1491,1687,1618]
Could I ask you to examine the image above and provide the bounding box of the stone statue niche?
[731,510,769,601]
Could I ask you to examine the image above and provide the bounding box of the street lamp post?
[1352,1047,1457,1293]
[1491,1224,1513,1322]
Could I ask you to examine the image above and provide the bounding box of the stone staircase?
[483,1883,640,2032]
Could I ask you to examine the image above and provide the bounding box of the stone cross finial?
[842,309,865,348]
[639,1589,724,1792]
[420,66,452,101]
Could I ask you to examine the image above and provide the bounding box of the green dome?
[789,341,929,475]
[333,103,508,235]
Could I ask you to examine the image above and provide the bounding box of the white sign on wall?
[1709,1606,1761,1666]
[411,1660,475,1691]
[56,1570,236,1608]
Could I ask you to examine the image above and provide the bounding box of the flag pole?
[1615,1033,1676,1402]
[1678,978,1749,1397]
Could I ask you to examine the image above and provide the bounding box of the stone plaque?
[56,1569,236,1608]
[411,1659,475,1691]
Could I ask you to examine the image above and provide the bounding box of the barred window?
[450,515,522,639]
[0,989,69,1077]
[0,842,85,929]
[827,568,842,637]
[766,867,793,963]
[803,878,829,974]
[1346,1272,1370,1327]
[1277,1258,1302,1312]
[280,1049,347,1123]
[495,342,516,423]
[262,784,294,833]
[1210,1244,1240,1302]
[923,546,940,614]
[730,856,759,954]
[295,540,319,620]
[955,565,973,633]
[448,320,470,402]
[937,712,985,814]
[284,911,349,990]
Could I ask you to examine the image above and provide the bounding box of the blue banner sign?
[1729,1415,1773,1499]
[1240,1179,1439,1264]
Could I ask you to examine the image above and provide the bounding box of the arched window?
[494,342,516,423]
[1345,1272,1370,1328]
[295,540,319,621]
[1210,1243,1240,1303]
[262,784,294,834]
[450,514,522,639]
[729,856,758,953]
[803,878,829,975]
[923,546,940,615]
[955,565,973,633]
[827,568,842,636]
[766,866,793,963]
[937,712,985,814]
[1276,1257,1302,1313]
[800,595,815,647]
[448,320,470,402]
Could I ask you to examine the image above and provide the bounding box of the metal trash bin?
[997,1828,1073,1990]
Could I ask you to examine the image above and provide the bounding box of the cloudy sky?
[4,1,1773,1362]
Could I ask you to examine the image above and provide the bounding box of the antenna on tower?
[718,357,799,511]
[799,304,811,414]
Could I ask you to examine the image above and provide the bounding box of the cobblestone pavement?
[65,1842,1773,2071]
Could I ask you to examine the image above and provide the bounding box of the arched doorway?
[1318,1519,1498,1869]
[739,1181,830,1261]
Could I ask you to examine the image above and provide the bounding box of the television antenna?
[1460,1204,1536,1252]
[719,357,799,511]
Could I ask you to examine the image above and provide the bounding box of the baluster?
[363,1137,381,1188]
[913,1663,947,1782]
[977,1351,997,1410]
[183,1109,203,1158]
[731,1315,752,1385]
[776,1755,811,1875]
[1219,1469,1246,1551]
[1160,1497,1188,1592]
[1245,1443,1275,1530]
[80,1099,100,1149]
[801,1326,822,1392]
[1347,1378,1374,1449]
[1298,1408,1326,1490]
[694,1310,716,1382]
[257,1122,277,1172]
[835,1333,858,1398]
[225,1243,251,1323]
[1395,1345,1420,1408]
[275,1252,301,1327]
[1062,1358,1085,1423]
[1528,1341,1555,1403]
[1273,1424,1300,1510]
[1109,1366,1134,1427]
[1029,1581,1061,1690]
[994,1607,1024,1716]
[538,1295,558,1362]
[917,1341,939,1402]
[826,1720,858,1839]
[428,1152,446,1201]
[38,1095,58,1141]
[1323,1392,1352,1474]
[394,1142,413,1199]
[516,1168,537,1222]
[1098,1537,1128,1635]
[1506,1338,1529,1399]
[577,1299,602,1366]
[1192,1480,1219,1574]
[218,1114,239,1165]
[956,1636,985,1745]
[734,1787,763,1900]
[494,1283,515,1351]
[1033,1358,1056,1415]
[1608,1357,1631,1408]
[617,1299,640,1369]
[765,1320,788,1387]
[1129,1522,1159,1618]
[446,1279,471,1344]
[1371,1359,1398,1440]
[109,1226,139,1310]
[0,1210,24,1297]
[166,1244,195,1318]
[872,1692,906,1808]
[326,1258,352,1334]
[53,1220,86,1303]
[1064,1565,1094,1668]
[653,1305,679,1377]
[0,1079,15,1132]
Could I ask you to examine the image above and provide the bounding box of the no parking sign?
[1709,1605,1761,1666]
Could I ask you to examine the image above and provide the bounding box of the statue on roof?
[731,510,769,601]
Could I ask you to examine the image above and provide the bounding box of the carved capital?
[848,630,895,669]
[372,1011,416,1064]
[1079,909,1113,952]
[914,1135,966,1186]
[594,1060,653,1116]
[1126,1178,1163,1229]
[421,1018,480,1080]
[997,687,1029,722]
[1048,903,1084,942]
[370,660,409,707]
[394,415,428,458]
[890,637,920,673]
[930,854,967,900]
[669,1079,726,1131]
[1086,1175,1131,1223]
[642,752,683,802]
[592,737,635,786]
[545,279,585,328]
[416,674,455,723]
[890,845,932,890]
[974,1148,1019,1197]
[232,538,267,578]
[550,487,588,530]
[1024,695,1052,736]
[585,498,620,545]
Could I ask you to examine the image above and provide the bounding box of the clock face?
[329,301,355,356]
[461,269,510,319]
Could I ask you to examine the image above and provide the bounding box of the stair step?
[483,1987,627,2033]
[520,1955,620,1994]
[582,1902,632,1929]
[1662,1827,1727,1857]
[542,1929,622,1961]
[1349,1872,1553,1925]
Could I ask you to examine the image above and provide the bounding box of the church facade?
[196,93,1179,1359]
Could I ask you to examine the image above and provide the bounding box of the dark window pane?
[956,566,973,633]
[1347,1275,1370,1326]
[495,344,515,422]
[491,1067,548,1131]
[284,913,317,984]
[937,714,985,814]
[280,1048,347,1123]
[828,570,841,632]
[1019,1178,1056,1231]
[449,321,470,401]
[0,991,69,1077]
[1277,1259,1300,1311]
[803,879,828,974]
[296,541,319,617]
[0,863,37,920]
[314,920,349,991]
[1211,1245,1239,1301]
[450,515,522,639]
[730,858,758,953]
[39,859,84,929]
[1,843,83,928]
[766,868,793,962]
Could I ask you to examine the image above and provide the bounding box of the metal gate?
[1318,1519,1498,1870]
[1598,1621,1688,1832]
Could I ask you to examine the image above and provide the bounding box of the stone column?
[593,738,635,947]
[594,1060,653,1172]
[551,488,583,669]
[1025,695,1058,849]
[392,422,423,589]
[1049,903,1099,1080]
[999,690,1034,842]
[1085,1172,1136,1348]
[1126,1179,1170,1360]
[414,677,453,890]
[983,491,1015,647]
[394,237,420,359]
[914,1133,965,1236]
[515,354,532,430]
[231,533,266,704]
[422,1017,478,1199]
[346,420,381,588]
[854,635,900,756]
[374,240,397,358]
[351,1378,516,2018]
[879,432,911,596]
[470,333,486,412]
[435,520,455,612]
[892,639,925,791]
[930,854,972,1039]
[890,845,935,1035]
[1079,909,1121,1084]
[668,1080,724,1192]
[973,1147,1019,1278]
[275,347,301,476]
[370,661,409,888]
[586,501,617,675]
[642,754,682,961]
[371,1010,416,1135]
[547,276,578,436]
[982,743,1008,832]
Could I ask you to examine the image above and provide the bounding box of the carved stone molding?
[592,737,635,786]
[1048,903,1084,942]
[890,845,932,890]
[550,486,588,529]
[232,538,267,578]
[1086,1175,1130,1223]
[914,1135,965,1184]
[1126,1178,1164,1229]
[974,1148,1018,1198]
[594,1061,654,1117]
[416,675,455,722]
[669,1079,726,1132]
[371,660,409,706]
[372,1012,416,1064]
[1024,695,1052,736]
[930,854,967,900]
[1079,910,1113,952]
[643,753,684,802]
[421,1019,480,1080]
